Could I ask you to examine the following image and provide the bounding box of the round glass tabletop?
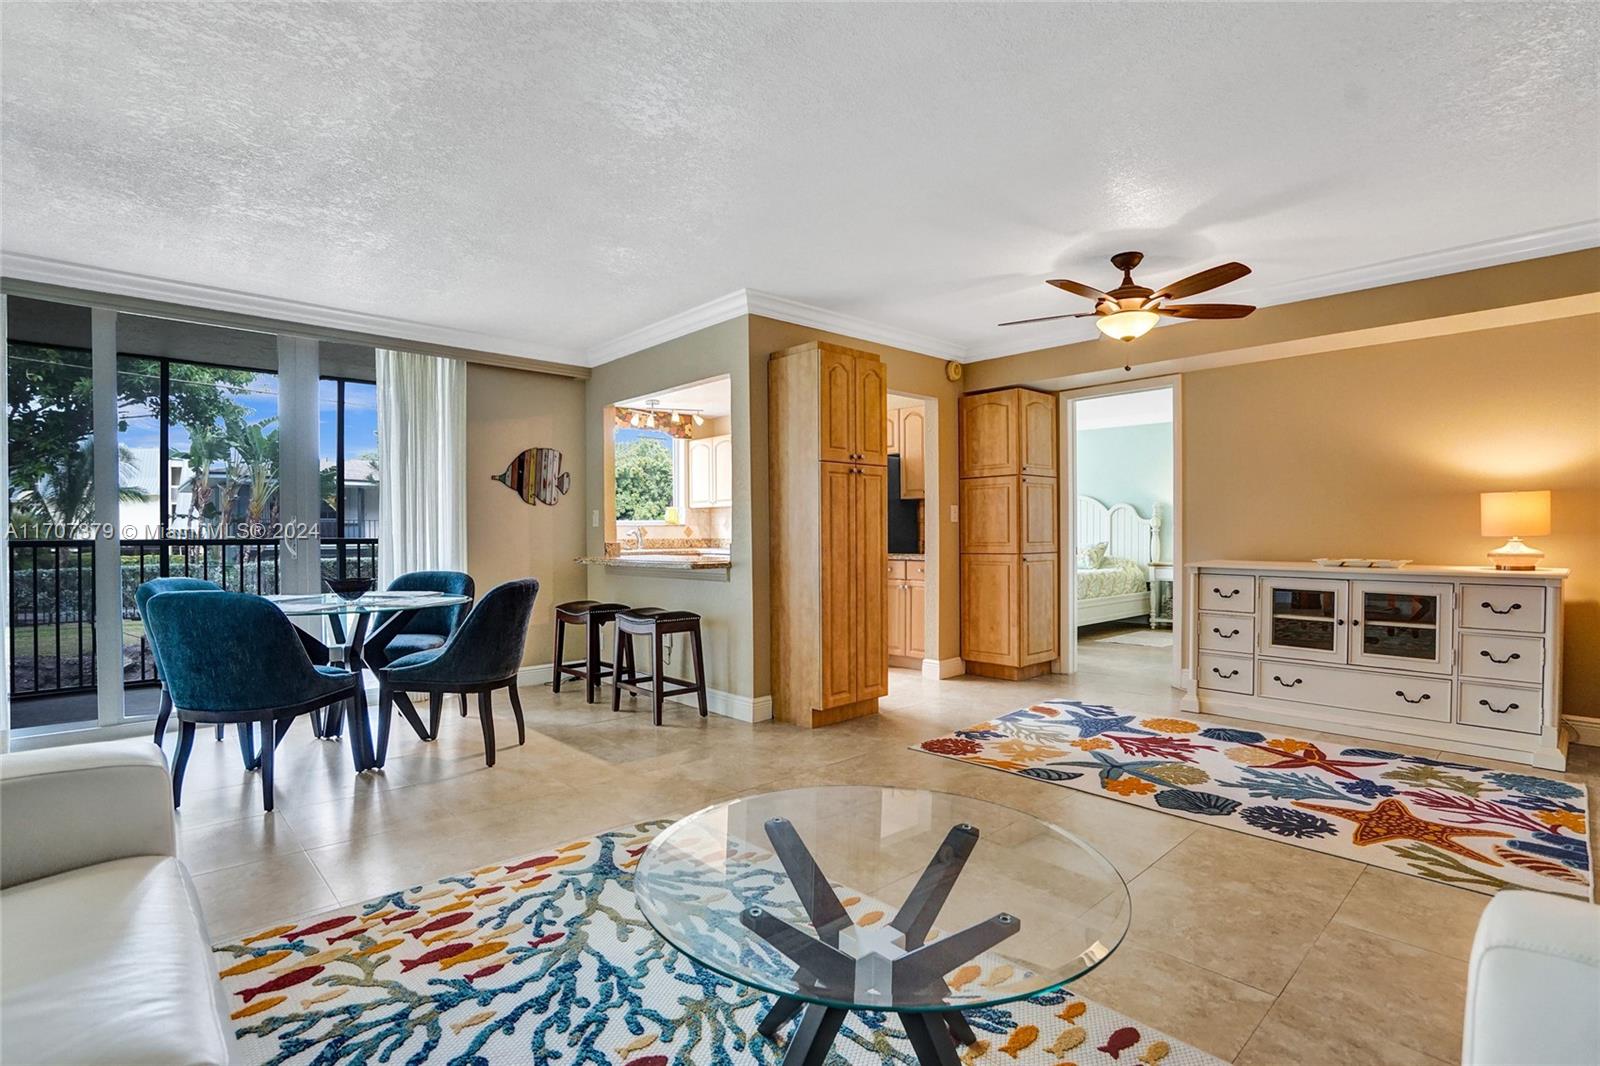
[633,786,1130,1013]
[267,591,470,616]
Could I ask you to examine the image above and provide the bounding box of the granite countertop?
[577,552,731,571]
[888,553,926,560]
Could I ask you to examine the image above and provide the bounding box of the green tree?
[9,440,150,535]
[614,437,674,521]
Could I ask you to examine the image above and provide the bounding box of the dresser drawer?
[1459,681,1544,734]
[1199,573,1255,613]
[1199,612,1256,653]
[1459,632,1545,685]
[1257,661,1452,723]
[1198,652,1252,695]
[1461,584,1545,633]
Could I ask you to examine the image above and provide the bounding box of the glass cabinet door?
[1258,577,1348,663]
[1349,580,1454,674]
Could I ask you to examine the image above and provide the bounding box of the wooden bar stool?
[552,600,631,703]
[611,608,708,725]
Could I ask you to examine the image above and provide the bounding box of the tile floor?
[168,635,1598,1064]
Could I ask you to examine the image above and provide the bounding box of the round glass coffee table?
[634,786,1130,1065]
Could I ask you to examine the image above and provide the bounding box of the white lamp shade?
[1096,309,1160,342]
[1480,491,1551,538]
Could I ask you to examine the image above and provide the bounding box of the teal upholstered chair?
[366,570,476,668]
[372,578,538,769]
[144,590,366,811]
[138,577,334,759]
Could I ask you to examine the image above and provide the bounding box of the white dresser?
[1181,561,1569,769]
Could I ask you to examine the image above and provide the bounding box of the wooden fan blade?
[1150,262,1251,301]
[1045,278,1111,301]
[997,312,1096,326]
[1155,303,1256,319]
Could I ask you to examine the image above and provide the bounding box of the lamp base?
[1487,536,1544,571]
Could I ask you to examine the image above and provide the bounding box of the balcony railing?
[8,536,378,700]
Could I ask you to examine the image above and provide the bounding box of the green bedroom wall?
[1076,422,1174,561]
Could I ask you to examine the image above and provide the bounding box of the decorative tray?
[1312,558,1412,569]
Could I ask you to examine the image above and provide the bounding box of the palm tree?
[10,440,150,536]
[234,422,280,528]
[174,424,223,533]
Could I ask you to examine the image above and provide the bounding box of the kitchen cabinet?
[886,404,926,500]
[686,434,734,509]
[958,388,1059,679]
[887,558,927,664]
[770,341,889,727]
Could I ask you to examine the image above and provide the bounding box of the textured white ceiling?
[3,3,1596,366]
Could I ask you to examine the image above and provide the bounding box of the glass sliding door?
[318,377,379,581]
[6,298,100,729]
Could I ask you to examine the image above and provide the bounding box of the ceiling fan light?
[1096,309,1160,342]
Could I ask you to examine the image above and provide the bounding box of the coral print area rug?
[215,821,1223,1065]
[916,702,1592,900]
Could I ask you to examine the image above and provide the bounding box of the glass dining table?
[266,590,471,757]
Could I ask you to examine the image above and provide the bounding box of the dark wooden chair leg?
[215,722,225,742]
[623,633,636,684]
[584,619,601,704]
[428,692,442,740]
[376,686,394,768]
[349,686,371,772]
[692,628,709,718]
[153,687,172,746]
[478,690,497,767]
[236,720,258,771]
[460,692,469,718]
[611,633,627,713]
[324,702,344,739]
[172,720,196,808]
[258,719,276,812]
[394,692,430,742]
[652,631,666,726]
[310,707,325,739]
[551,617,566,694]
[507,682,526,745]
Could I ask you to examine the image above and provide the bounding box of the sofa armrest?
[0,740,178,889]
[1463,890,1600,1066]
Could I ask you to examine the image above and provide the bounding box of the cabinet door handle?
[1394,690,1431,704]
[1481,601,1522,615]
[1478,698,1520,714]
[1210,667,1239,679]
[1213,587,1240,599]
[1271,675,1303,688]
[1479,649,1522,664]
[1212,627,1239,638]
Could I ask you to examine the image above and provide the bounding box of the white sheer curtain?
[375,349,467,585]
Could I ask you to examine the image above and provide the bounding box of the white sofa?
[0,740,236,1065]
[1464,889,1600,1066]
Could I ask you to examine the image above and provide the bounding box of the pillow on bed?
[1082,541,1109,569]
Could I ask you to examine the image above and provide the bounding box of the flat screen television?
[886,455,921,554]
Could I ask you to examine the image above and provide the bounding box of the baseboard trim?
[515,663,772,723]
[922,657,965,680]
[1565,715,1600,747]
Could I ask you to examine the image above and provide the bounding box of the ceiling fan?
[999,251,1255,342]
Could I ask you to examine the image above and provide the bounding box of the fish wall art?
[491,448,571,506]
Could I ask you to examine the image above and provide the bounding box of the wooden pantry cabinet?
[770,341,889,727]
[887,557,927,666]
[885,403,926,500]
[959,388,1059,679]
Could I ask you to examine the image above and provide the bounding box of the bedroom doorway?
[1060,378,1182,690]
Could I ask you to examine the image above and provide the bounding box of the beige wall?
[1182,314,1600,711]
[465,363,589,667]
[747,316,963,664]
[585,318,768,700]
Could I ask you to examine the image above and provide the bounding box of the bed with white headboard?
[1075,495,1160,627]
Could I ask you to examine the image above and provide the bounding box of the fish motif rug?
[914,702,1592,900]
[214,820,1224,1065]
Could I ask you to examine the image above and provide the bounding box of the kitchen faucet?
[625,527,646,550]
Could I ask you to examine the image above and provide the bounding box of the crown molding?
[0,251,583,367]
[742,289,968,361]
[583,289,751,366]
[962,220,1600,363]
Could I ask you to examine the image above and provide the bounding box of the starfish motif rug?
[213,820,1224,1065]
[914,702,1592,900]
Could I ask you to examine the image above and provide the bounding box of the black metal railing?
[321,538,379,584]
[8,540,96,698]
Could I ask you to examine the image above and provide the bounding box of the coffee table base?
[764,998,973,1066]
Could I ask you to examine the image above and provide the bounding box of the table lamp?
[1480,490,1550,570]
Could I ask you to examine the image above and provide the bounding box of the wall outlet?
[591,509,600,528]
[950,504,959,523]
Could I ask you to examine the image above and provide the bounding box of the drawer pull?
[1210,667,1239,679]
[1212,627,1240,639]
[1394,690,1431,705]
[1213,587,1241,599]
[1271,675,1303,688]
[1478,698,1520,714]
[1481,601,1522,615]
[1479,650,1522,665]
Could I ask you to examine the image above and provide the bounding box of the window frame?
[319,375,379,579]
[612,429,687,527]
